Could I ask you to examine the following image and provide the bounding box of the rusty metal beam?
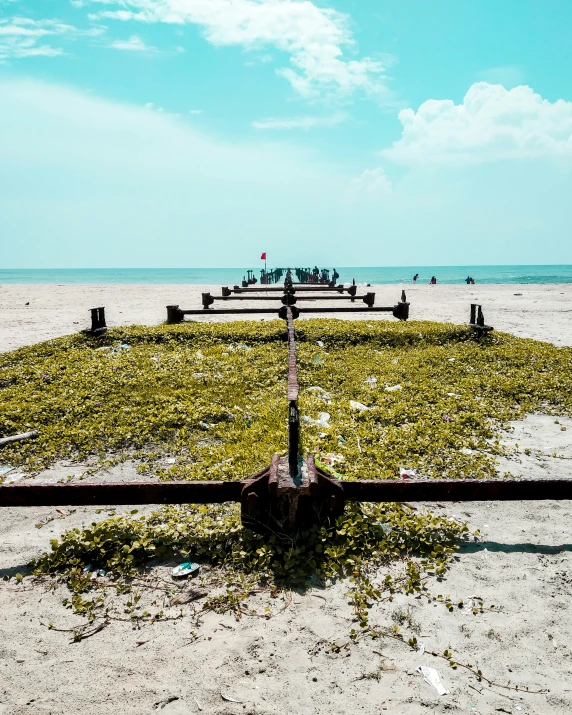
[0,481,245,507]
[215,295,371,301]
[177,307,396,316]
[340,478,572,502]
[2,478,572,509]
[230,285,352,294]
[286,307,299,402]
[296,306,393,314]
[286,306,300,477]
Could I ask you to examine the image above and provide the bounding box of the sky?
[1,0,572,268]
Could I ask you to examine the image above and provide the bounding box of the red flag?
[260,252,267,260]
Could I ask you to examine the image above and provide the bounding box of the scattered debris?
[400,469,418,480]
[385,384,402,392]
[417,665,449,695]
[301,412,331,428]
[0,430,39,448]
[221,692,244,703]
[154,696,179,710]
[171,562,200,579]
[372,522,392,536]
[319,453,345,466]
[307,386,329,395]
[350,400,369,411]
[307,386,332,402]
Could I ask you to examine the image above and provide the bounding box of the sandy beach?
[1,282,572,715]
[1,282,572,353]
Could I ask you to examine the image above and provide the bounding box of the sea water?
[1,265,571,285]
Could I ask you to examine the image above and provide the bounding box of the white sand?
[1,282,572,714]
[1,282,572,352]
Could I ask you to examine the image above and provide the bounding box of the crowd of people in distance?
[411,273,475,285]
[307,267,340,284]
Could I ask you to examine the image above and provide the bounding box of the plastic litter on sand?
[417,666,449,695]
[172,562,200,579]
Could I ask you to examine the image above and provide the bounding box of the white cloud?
[111,34,156,51]
[0,16,104,60]
[189,109,203,114]
[0,38,64,59]
[348,167,392,199]
[383,82,572,165]
[252,113,346,130]
[84,0,389,97]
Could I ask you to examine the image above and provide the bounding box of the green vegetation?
[2,319,571,637]
[2,319,571,480]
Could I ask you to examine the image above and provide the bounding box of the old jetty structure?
[240,266,339,287]
[2,269,570,531]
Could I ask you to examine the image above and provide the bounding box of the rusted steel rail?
[228,284,355,294]
[0,481,244,507]
[202,291,377,308]
[2,479,571,508]
[286,306,300,477]
[167,305,407,321]
[215,294,372,302]
[341,478,572,501]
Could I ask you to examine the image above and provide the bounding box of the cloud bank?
[84,0,389,97]
[0,16,103,60]
[383,82,572,165]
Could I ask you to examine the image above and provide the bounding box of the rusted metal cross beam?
[2,478,571,508]
[227,284,354,294]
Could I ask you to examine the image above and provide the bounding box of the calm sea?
[1,266,571,285]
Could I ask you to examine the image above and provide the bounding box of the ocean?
[1,265,571,285]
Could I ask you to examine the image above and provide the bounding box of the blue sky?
[1,0,572,268]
